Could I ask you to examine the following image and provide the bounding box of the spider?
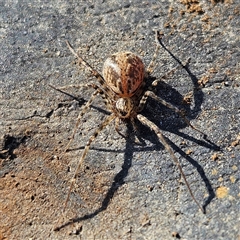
[51,30,205,230]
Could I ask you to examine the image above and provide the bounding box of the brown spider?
[51,31,205,230]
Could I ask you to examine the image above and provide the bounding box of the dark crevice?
[0,134,29,159]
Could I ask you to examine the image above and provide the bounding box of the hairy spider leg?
[146,30,172,75]
[146,36,160,75]
[137,114,204,213]
[66,41,113,99]
[143,30,206,137]
[135,75,206,211]
[63,83,111,154]
[146,86,206,137]
[63,89,98,153]
[54,113,115,231]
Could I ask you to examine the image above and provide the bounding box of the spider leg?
[137,114,204,213]
[130,117,146,145]
[54,113,115,231]
[62,89,99,154]
[62,83,109,154]
[114,117,127,138]
[151,30,192,87]
[50,82,110,154]
[66,41,112,97]
[138,90,206,137]
[130,117,139,134]
[114,117,143,145]
[151,67,181,88]
[146,31,161,75]
[155,30,192,70]
[147,30,184,75]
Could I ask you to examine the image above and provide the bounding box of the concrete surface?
[0,0,239,239]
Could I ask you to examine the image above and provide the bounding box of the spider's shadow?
[56,39,218,230]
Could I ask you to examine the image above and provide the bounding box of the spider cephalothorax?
[52,31,206,231]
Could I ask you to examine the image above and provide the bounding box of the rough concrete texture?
[0,0,239,239]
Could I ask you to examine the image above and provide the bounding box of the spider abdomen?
[103,52,145,98]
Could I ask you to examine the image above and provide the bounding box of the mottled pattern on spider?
[51,31,205,230]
